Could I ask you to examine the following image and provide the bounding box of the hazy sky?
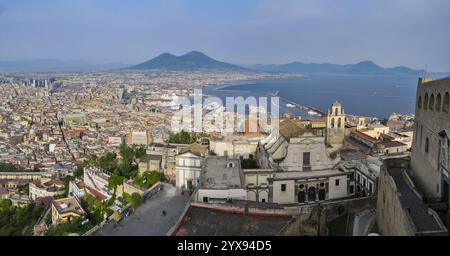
[0,0,449,71]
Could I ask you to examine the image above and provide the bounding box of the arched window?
[436,93,442,112]
[414,122,419,144]
[227,162,234,168]
[420,125,423,147]
[425,137,429,153]
[334,108,338,116]
[331,118,335,128]
[417,96,422,109]
[429,94,435,110]
[424,93,429,110]
[444,92,449,113]
[338,118,342,128]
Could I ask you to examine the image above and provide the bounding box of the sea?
[202,75,419,119]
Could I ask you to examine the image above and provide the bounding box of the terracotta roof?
[43,179,64,187]
[36,196,54,206]
[0,187,9,195]
[85,187,107,201]
[351,130,379,143]
[179,143,208,156]
[279,119,307,139]
[75,181,85,189]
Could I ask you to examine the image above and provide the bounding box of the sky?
[0,0,449,72]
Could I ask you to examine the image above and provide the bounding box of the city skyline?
[1,0,450,72]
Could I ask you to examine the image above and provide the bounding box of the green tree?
[0,199,45,236]
[117,143,138,178]
[98,152,118,173]
[17,184,29,195]
[108,174,124,194]
[240,154,258,169]
[122,192,132,204]
[130,193,142,209]
[168,130,197,144]
[133,171,164,189]
[45,217,86,236]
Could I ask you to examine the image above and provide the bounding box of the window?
[369,183,373,193]
[349,185,354,194]
[330,118,335,128]
[335,179,340,186]
[424,93,429,110]
[338,118,342,128]
[281,184,286,192]
[261,198,266,203]
[436,93,442,111]
[349,173,354,180]
[420,125,423,147]
[417,96,422,109]
[425,137,429,153]
[303,152,311,166]
[429,93,435,110]
[203,197,208,203]
[444,92,450,113]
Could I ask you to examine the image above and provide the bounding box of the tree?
[17,184,29,195]
[133,146,147,160]
[0,199,45,236]
[133,171,164,189]
[117,143,138,178]
[112,211,122,222]
[108,174,124,194]
[168,130,197,144]
[130,193,142,209]
[241,154,258,169]
[122,192,132,204]
[82,193,105,225]
[98,152,118,173]
[45,217,86,236]
[73,165,84,178]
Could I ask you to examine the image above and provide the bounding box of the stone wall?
[411,77,450,198]
[376,162,416,235]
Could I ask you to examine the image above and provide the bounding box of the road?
[352,209,376,236]
[94,183,190,236]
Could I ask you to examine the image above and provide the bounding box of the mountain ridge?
[126,51,247,71]
[251,60,443,76]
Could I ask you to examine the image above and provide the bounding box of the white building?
[130,131,151,145]
[270,169,354,204]
[209,135,260,159]
[29,179,65,200]
[257,119,340,171]
[244,169,273,202]
[196,156,247,203]
[175,144,207,189]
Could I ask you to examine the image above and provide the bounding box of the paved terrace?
[94,183,190,236]
[175,206,292,236]
[388,167,447,234]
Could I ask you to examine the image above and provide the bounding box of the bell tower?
[326,101,345,147]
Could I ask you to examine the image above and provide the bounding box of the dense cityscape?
[1,1,450,248]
